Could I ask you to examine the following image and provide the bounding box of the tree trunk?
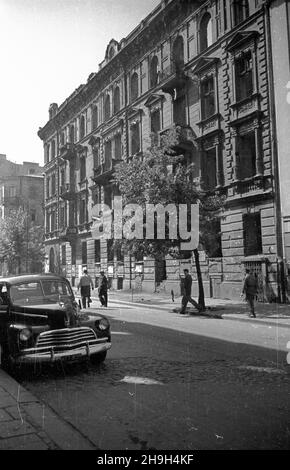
[193,248,205,311]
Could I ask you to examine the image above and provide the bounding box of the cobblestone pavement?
[20,317,290,450]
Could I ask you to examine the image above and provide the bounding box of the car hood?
[12,302,71,329]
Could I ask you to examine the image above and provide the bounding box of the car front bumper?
[14,339,111,364]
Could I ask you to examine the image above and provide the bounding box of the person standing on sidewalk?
[77,269,94,309]
[179,269,201,314]
[98,271,108,307]
[241,268,258,318]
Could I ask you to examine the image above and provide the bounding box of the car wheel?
[90,350,107,364]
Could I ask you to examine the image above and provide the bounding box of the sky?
[0,0,160,166]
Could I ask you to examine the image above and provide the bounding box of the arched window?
[108,47,115,60]
[79,115,85,140]
[200,13,213,52]
[69,125,75,144]
[130,73,139,102]
[172,36,184,68]
[92,105,98,130]
[104,94,111,121]
[113,86,120,114]
[150,56,159,88]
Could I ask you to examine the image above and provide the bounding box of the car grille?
[35,327,98,353]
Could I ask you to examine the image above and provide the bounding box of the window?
[61,245,66,265]
[30,209,36,223]
[51,140,56,159]
[113,87,120,114]
[79,199,87,224]
[233,0,249,26]
[201,77,215,120]
[92,105,98,129]
[8,186,16,197]
[200,13,213,52]
[82,241,87,265]
[107,239,114,262]
[104,94,111,121]
[114,134,122,160]
[223,0,228,30]
[172,36,184,68]
[150,56,159,88]
[93,145,100,168]
[60,132,65,146]
[69,125,75,143]
[46,177,50,198]
[243,212,262,256]
[51,174,56,196]
[131,123,140,155]
[59,206,65,228]
[60,169,65,188]
[116,244,124,262]
[79,115,85,140]
[95,240,100,263]
[237,132,256,180]
[104,140,112,171]
[51,210,56,231]
[46,144,50,163]
[29,168,35,175]
[173,94,186,126]
[235,52,253,102]
[104,185,112,208]
[151,109,161,145]
[204,148,217,190]
[80,155,86,181]
[130,73,139,102]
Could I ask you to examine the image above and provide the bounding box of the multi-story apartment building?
[38,0,282,300]
[0,154,44,275]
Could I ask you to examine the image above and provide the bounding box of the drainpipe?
[264,0,286,302]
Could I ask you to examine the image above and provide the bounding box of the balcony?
[159,62,187,94]
[59,143,76,161]
[59,183,76,200]
[59,226,78,241]
[227,175,273,204]
[159,125,195,152]
[91,158,122,184]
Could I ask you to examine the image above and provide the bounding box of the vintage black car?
[0,274,111,371]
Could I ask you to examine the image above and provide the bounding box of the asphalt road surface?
[19,306,290,450]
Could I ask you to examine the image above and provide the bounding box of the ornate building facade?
[38,0,282,300]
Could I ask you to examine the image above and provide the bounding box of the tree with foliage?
[0,207,45,275]
[112,126,224,310]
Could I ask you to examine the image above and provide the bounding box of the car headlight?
[95,318,110,331]
[19,328,32,342]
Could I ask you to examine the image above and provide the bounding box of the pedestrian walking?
[77,269,94,309]
[98,271,108,307]
[179,269,201,314]
[241,268,258,318]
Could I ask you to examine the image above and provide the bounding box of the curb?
[0,368,96,450]
[83,295,290,328]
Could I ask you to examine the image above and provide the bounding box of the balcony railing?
[92,158,122,184]
[59,226,78,241]
[59,143,76,161]
[59,183,76,200]
[227,175,273,201]
[159,61,187,93]
[159,125,195,150]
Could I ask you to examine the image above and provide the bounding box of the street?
[19,302,290,450]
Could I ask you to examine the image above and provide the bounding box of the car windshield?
[9,280,73,305]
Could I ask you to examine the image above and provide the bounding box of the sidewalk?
[0,368,95,450]
[80,288,290,329]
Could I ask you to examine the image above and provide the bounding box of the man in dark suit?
[242,268,258,318]
[180,269,201,314]
[98,271,108,307]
